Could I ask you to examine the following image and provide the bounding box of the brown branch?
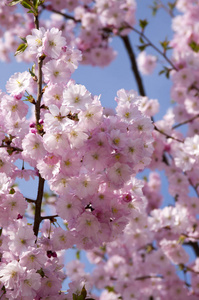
[135,275,163,281]
[41,4,76,21]
[40,215,58,221]
[0,145,23,152]
[172,114,199,129]
[33,16,45,238]
[121,35,146,97]
[156,0,175,17]
[26,198,36,203]
[33,174,45,237]
[184,241,199,257]
[35,54,45,127]
[154,125,184,143]
[124,23,177,71]
[186,176,199,198]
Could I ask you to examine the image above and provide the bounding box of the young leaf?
[76,250,81,260]
[14,43,27,56]
[137,44,148,52]
[20,36,27,43]
[80,286,87,299]
[139,19,148,31]
[189,41,199,53]
[7,0,23,6]
[29,64,36,77]
[160,38,172,52]
[33,0,40,9]
[21,1,32,9]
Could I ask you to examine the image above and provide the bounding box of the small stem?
[154,125,184,143]
[34,15,39,30]
[184,241,199,257]
[26,198,36,203]
[156,0,175,17]
[35,55,45,126]
[135,275,163,281]
[41,4,76,21]
[172,114,199,129]
[125,24,177,71]
[0,145,23,152]
[41,215,58,220]
[187,176,199,198]
[33,174,45,237]
[121,35,146,96]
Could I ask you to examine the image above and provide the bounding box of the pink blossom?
[43,27,66,59]
[137,51,157,75]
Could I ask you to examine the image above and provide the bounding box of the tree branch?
[154,125,184,143]
[125,24,177,71]
[172,114,199,129]
[184,241,199,257]
[33,174,45,237]
[26,197,36,203]
[40,215,58,221]
[41,4,76,21]
[121,35,146,97]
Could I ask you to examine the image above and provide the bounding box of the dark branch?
[121,35,146,96]
[184,241,199,257]
[135,275,163,281]
[172,114,199,129]
[41,215,58,221]
[41,4,76,21]
[33,174,45,237]
[125,24,177,71]
[154,125,184,143]
[26,198,36,203]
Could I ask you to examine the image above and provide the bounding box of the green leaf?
[149,1,158,16]
[29,64,36,77]
[7,0,23,6]
[73,294,78,300]
[20,36,27,43]
[80,286,87,299]
[137,44,148,52]
[21,1,32,9]
[168,1,176,11]
[189,41,199,53]
[36,268,45,278]
[105,286,115,293]
[159,67,171,79]
[27,9,35,13]
[139,19,148,31]
[33,0,40,9]
[15,43,27,56]
[139,36,144,44]
[160,38,172,52]
[76,250,81,260]
[9,188,15,194]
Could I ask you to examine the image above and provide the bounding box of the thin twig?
[121,35,146,96]
[33,16,45,238]
[172,114,199,129]
[124,23,177,71]
[33,174,45,237]
[26,198,36,203]
[41,215,58,220]
[154,125,184,143]
[184,241,199,257]
[156,0,175,17]
[135,275,163,281]
[41,4,76,21]
[0,145,23,152]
